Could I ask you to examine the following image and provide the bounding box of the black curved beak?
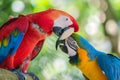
[53,26,70,37]
[53,26,73,50]
[55,39,68,54]
[55,38,62,50]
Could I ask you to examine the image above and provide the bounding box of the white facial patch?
[65,39,77,56]
[53,15,73,29]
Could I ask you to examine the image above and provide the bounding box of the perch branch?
[0,68,33,80]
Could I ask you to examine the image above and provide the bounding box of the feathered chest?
[13,23,47,67]
[76,48,108,80]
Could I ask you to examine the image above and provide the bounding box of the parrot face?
[59,36,80,64]
[53,15,76,49]
[27,9,79,49]
[53,15,74,40]
[59,36,79,56]
[49,9,79,50]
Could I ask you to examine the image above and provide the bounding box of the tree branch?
[0,68,33,80]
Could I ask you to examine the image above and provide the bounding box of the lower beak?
[53,26,74,50]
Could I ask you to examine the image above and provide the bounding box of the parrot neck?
[26,12,53,36]
[79,36,101,60]
[26,23,47,44]
[76,48,108,80]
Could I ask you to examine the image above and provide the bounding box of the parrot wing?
[0,16,29,63]
[97,53,120,80]
[31,40,45,60]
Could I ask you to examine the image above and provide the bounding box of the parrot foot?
[10,69,25,80]
[24,72,39,80]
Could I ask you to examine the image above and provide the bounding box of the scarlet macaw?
[0,9,79,80]
[58,33,120,80]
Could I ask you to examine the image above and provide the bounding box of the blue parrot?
[57,33,120,80]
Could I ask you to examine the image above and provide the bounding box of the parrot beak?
[53,26,74,50]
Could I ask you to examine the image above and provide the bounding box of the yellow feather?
[76,48,108,80]
[3,38,9,47]
[0,41,1,47]
[13,29,19,36]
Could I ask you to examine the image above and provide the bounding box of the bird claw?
[24,72,39,80]
[10,69,25,80]
[10,69,39,80]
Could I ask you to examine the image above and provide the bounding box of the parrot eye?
[72,41,77,45]
[71,41,78,47]
[53,15,73,29]
[66,18,68,21]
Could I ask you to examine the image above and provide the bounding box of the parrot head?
[27,9,79,49]
[58,33,95,64]
[59,34,79,56]
[58,33,81,64]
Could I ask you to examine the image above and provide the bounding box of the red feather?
[31,40,45,60]
[0,16,47,71]
[0,9,79,72]
[0,15,29,40]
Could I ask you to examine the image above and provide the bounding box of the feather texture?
[0,16,46,71]
[97,54,120,80]
[0,9,79,73]
[71,33,120,80]
[0,16,28,63]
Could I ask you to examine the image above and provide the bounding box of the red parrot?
[0,9,79,80]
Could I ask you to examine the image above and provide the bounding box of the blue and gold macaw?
[57,33,120,80]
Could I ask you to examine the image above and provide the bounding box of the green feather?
[71,33,81,47]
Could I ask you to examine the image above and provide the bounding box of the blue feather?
[0,32,24,63]
[73,34,120,80]
[0,16,29,63]
[9,32,24,55]
[97,53,120,80]
[79,36,100,60]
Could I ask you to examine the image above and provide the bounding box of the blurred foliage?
[0,0,120,80]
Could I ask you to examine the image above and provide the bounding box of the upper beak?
[53,26,74,50]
